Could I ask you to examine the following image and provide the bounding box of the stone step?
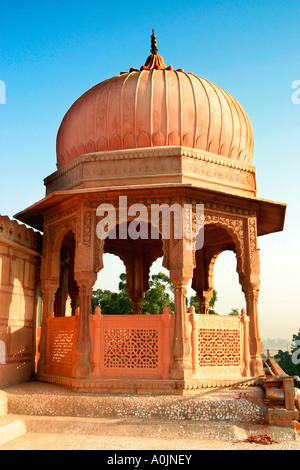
[0,389,7,415]
[1,381,298,443]
[0,416,27,446]
[18,415,255,441]
[2,414,298,443]
[4,381,268,422]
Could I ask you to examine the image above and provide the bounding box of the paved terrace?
[0,381,299,449]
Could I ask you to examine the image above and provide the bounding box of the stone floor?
[2,381,268,422]
[0,380,299,450]
[1,428,300,450]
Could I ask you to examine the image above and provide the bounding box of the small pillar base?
[171,358,193,380]
[72,360,92,379]
[250,355,264,377]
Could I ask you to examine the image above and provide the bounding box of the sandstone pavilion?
[13,31,287,394]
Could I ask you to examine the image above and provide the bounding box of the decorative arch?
[190,216,245,314]
[202,214,245,276]
[94,207,167,276]
[47,221,77,282]
[53,230,78,317]
[94,215,164,315]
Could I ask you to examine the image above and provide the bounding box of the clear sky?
[0,1,299,342]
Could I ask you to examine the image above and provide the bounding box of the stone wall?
[0,215,42,388]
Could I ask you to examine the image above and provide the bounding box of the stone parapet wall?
[0,215,42,253]
[0,215,42,388]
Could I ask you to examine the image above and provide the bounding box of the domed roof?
[56,31,254,170]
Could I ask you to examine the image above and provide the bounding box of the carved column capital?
[74,270,97,290]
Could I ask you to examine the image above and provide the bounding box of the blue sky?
[0,1,299,341]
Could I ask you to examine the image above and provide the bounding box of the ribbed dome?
[56,35,254,170]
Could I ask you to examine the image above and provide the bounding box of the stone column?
[69,286,79,316]
[189,305,198,375]
[198,290,213,314]
[72,207,98,378]
[239,218,264,376]
[169,244,195,380]
[241,308,250,377]
[127,251,145,315]
[161,202,196,381]
[171,281,191,379]
[90,306,102,378]
[243,283,263,376]
[37,279,58,375]
[72,271,95,378]
[191,247,215,314]
[161,306,172,379]
[125,244,158,315]
[54,245,70,317]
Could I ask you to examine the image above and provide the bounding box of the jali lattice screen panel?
[45,315,78,377]
[104,328,159,369]
[195,315,243,377]
[90,313,174,379]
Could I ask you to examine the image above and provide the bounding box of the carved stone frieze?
[83,211,92,246]
[45,146,256,198]
[84,196,255,217]
[83,155,181,179]
[249,217,257,254]
[83,194,250,277]
[44,205,80,227]
[94,237,105,273]
[197,315,241,329]
[196,366,242,377]
[182,154,255,191]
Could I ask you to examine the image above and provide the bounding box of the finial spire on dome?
[140,29,172,71]
[123,29,178,73]
[151,29,158,55]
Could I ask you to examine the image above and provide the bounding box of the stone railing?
[89,306,174,380]
[45,313,78,377]
[189,307,250,378]
[44,307,250,381]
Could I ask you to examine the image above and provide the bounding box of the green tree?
[229,308,240,316]
[209,290,218,314]
[92,272,174,315]
[118,272,127,293]
[274,350,294,374]
[189,289,218,314]
[274,328,300,389]
[142,272,174,315]
[92,287,132,315]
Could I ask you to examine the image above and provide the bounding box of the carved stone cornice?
[44,146,257,198]
[46,146,256,182]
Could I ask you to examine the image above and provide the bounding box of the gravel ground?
[1,432,300,451]
[1,382,299,451]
